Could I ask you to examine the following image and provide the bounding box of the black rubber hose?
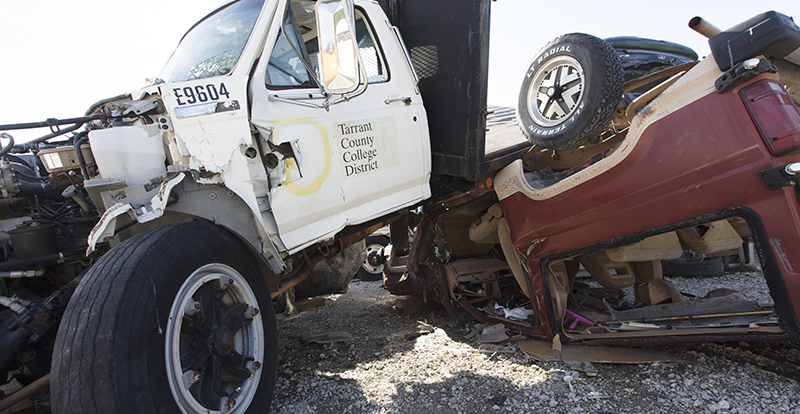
[73,131,90,179]
[0,133,14,157]
[14,178,57,198]
[0,250,80,271]
[10,167,48,182]
[0,115,106,132]
[3,154,33,170]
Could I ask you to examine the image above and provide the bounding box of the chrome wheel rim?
[362,242,386,274]
[165,264,264,414]
[527,56,585,127]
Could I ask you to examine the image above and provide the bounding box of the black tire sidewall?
[52,222,277,414]
[517,33,622,150]
[662,257,726,278]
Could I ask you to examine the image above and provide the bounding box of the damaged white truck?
[3,0,800,412]
[0,0,431,412]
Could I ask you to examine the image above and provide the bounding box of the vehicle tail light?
[740,79,800,157]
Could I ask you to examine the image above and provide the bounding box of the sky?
[0,1,797,143]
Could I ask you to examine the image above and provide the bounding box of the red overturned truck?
[384,8,800,344]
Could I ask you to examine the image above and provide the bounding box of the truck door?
[249,0,430,252]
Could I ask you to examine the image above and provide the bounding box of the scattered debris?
[564,309,595,331]
[293,297,326,313]
[565,360,599,376]
[464,323,486,340]
[404,322,435,340]
[564,375,575,392]
[552,333,562,351]
[299,332,354,345]
[478,323,508,343]
[491,302,535,321]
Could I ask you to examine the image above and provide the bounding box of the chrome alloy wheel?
[527,56,585,127]
[165,264,264,414]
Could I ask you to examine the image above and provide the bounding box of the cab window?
[265,1,388,89]
[160,0,265,83]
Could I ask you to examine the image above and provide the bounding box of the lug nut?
[218,276,234,290]
[245,360,262,375]
[183,299,202,316]
[243,306,259,319]
[182,370,201,388]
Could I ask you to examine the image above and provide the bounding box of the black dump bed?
[377,0,531,181]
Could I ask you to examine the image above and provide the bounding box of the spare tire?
[517,33,624,150]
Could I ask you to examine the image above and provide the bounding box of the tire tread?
[52,222,277,414]
[517,33,624,150]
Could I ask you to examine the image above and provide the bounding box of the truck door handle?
[385,97,412,106]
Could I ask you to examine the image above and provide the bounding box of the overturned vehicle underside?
[385,10,800,345]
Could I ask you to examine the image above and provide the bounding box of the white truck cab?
[87,0,430,269]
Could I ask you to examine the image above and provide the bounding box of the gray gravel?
[272,277,800,414]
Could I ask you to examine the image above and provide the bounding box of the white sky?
[0,1,797,143]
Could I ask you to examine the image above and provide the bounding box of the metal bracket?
[715,58,777,94]
[758,162,800,190]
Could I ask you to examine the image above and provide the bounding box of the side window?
[265,2,388,90]
[266,2,318,89]
[354,10,389,83]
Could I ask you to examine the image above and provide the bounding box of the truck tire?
[356,235,390,281]
[51,221,277,414]
[662,257,726,278]
[294,239,364,298]
[517,33,624,150]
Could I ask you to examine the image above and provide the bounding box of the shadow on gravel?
[385,370,545,414]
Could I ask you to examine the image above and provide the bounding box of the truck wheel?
[51,222,277,414]
[294,239,364,298]
[517,33,623,150]
[662,257,726,278]
[356,235,390,281]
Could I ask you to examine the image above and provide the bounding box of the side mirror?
[315,0,360,94]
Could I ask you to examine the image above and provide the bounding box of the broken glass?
[159,0,265,83]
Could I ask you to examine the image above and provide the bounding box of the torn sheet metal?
[85,173,186,255]
[604,293,763,321]
[86,203,132,255]
[519,340,683,365]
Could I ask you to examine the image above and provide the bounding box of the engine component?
[9,225,59,260]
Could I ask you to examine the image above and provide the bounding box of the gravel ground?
[272,274,800,414]
[26,269,800,413]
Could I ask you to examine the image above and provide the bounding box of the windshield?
[159,0,265,83]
